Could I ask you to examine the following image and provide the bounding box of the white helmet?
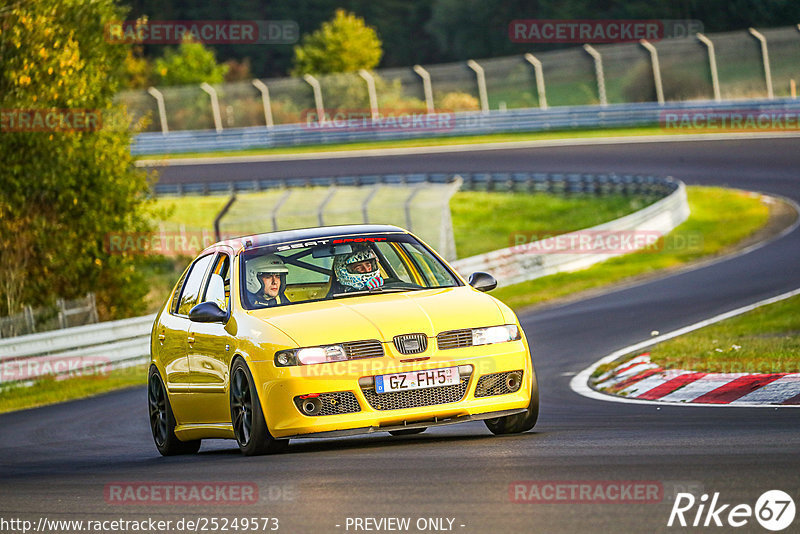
[246,253,288,293]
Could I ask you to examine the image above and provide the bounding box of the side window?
[374,242,414,284]
[202,253,231,311]
[175,254,214,316]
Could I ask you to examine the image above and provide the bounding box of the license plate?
[375,367,460,394]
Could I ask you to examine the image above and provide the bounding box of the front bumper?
[250,340,535,439]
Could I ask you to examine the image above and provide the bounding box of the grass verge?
[0,364,147,415]
[491,187,772,310]
[647,294,800,374]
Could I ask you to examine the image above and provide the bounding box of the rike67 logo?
[668,490,795,531]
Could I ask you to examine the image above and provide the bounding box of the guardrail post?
[639,40,664,104]
[583,44,608,106]
[317,186,337,226]
[359,69,379,119]
[303,74,326,124]
[748,28,774,99]
[146,87,169,134]
[251,79,274,129]
[466,60,490,113]
[413,65,435,114]
[200,82,224,133]
[523,53,548,110]
[696,33,721,101]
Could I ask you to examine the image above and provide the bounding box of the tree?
[0,0,155,319]
[154,37,229,86]
[291,9,382,76]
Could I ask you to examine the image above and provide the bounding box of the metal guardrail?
[0,314,155,385]
[153,170,677,197]
[133,98,800,156]
[450,177,689,287]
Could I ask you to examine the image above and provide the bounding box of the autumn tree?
[0,0,154,319]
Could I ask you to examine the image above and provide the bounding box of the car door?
[157,253,215,421]
[187,251,235,424]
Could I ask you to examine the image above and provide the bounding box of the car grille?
[343,340,384,359]
[393,333,428,355]
[293,392,361,416]
[474,370,524,398]
[437,329,473,350]
[361,378,469,411]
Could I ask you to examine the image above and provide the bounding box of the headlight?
[472,325,520,346]
[274,344,347,367]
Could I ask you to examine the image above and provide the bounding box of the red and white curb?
[570,287,800,408]
[592,352,800,405]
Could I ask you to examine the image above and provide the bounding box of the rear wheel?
[484,372,539,435]
[388,427,427,436]
[148,366,201,456]
[230,359,288,456]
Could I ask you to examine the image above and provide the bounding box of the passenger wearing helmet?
[328,244,384,295]
[246,253,290,307]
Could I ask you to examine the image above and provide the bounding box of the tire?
[230,359,288,456]
[148,366,201,456]
[484,371,539,435]
[388,427,427,436]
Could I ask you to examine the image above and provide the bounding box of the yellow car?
[148,224,538,456]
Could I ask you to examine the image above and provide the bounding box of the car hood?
[247,286,505,347]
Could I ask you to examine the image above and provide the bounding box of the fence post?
[359,70,379,119]
[271,190,292,231]
[146,87,169,134]
[251,79,274,128]
[303,74,326,124]
[413,65,435,114]
[317,186,337,226]
[24,305,35,334]
[639,40,664,104]
[696,33,721,101]
[88,293,99,323]
[524,53,548,110]
[466,60,489,113]
[200,82,224,132]
[361,185,380,223]
[748,28,774,99]
[583,45,607,106]
[404,187,424,231]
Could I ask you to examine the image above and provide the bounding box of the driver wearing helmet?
[245,253,290,307]
[329,244,384,295]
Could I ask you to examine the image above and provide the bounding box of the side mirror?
[188,301,228,323]
[468,272,497,292]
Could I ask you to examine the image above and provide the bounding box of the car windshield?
[240,233,460,309]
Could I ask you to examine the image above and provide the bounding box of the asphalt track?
[1,137,799,533]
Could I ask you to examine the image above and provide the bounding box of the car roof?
[207,224,409,254]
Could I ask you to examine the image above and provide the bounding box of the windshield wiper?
[330,286,425,299]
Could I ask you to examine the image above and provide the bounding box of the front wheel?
[148,366,201,456]
[230,359,288,456]
[484,372,539,435]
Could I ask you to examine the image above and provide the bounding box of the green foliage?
[154,38,229,86]
[0,0,155,319]
[292,9,382,76]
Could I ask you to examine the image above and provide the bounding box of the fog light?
[505,371,522,392]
